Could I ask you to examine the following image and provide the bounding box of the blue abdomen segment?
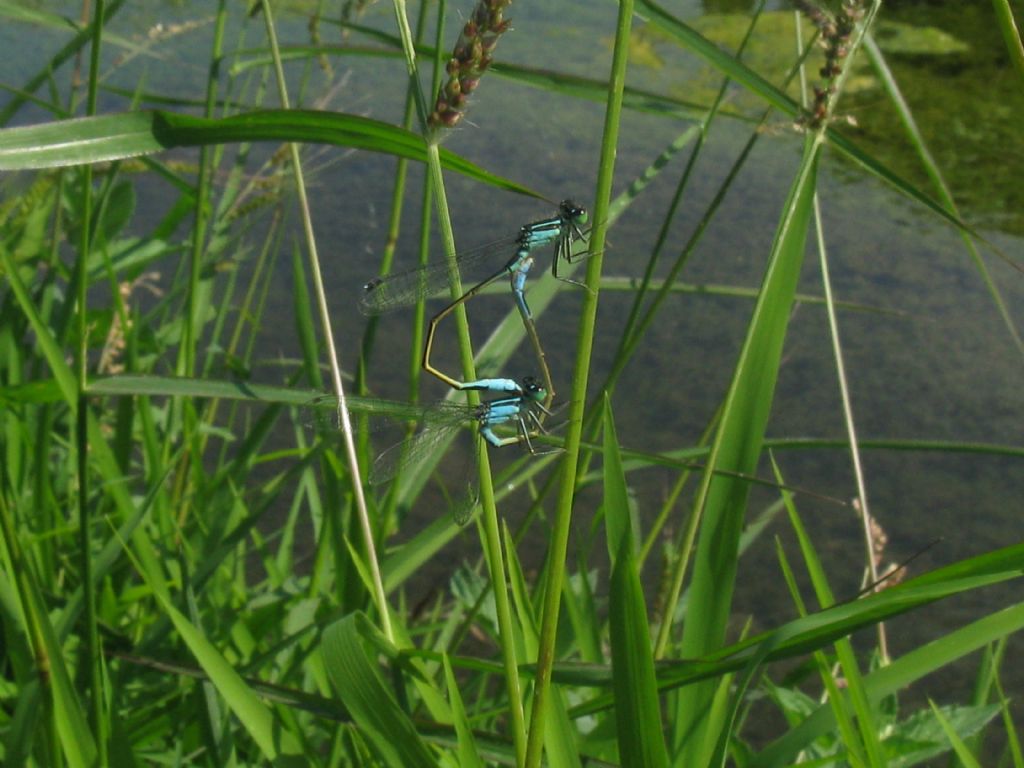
[460,378,522,394]
[508,248,535,318]
[478,398,525,447]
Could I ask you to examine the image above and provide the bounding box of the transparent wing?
[369,405,477,486]
[358,233,522,316]
[451,435,482,525]
[300,394,475,430]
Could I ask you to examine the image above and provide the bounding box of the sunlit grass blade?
[773,457,885,766]
[564,553,1024,720]
[674,139,820,762]
[0,245,77,403]
[322,614,437,767]
[150,593,303,760]
[0,109,541,196]
[443,655,484,768]
[751,598,1024,767]
[992,0,1024,84]
[929,700,983,768]
[0,498,97,768]
[603,397,670,768]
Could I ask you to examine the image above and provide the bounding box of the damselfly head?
[520,376,547,402]
[559,200,588,227]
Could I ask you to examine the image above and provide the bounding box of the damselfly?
[359,201,589,395]
[367,376,552,523]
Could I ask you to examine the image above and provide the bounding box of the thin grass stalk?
[171,0,229,547]
[790,11,883,669]
[577,5,775,488]
[965,639,1006,758]
[773,535,868,767]
[811,198,888,661]
[74,0,106,755]
[771,397,887,763]
[639,412,717,568]
[399,0,442,520]
[390,0,529,755]
[795,11,884,666]
[992,0,1024,85]
[615,1,763,357]
[179,1,226,381]
[992,672,1024,766]
[258,0,393,641]
[523,1,633,765]
[355,1,434,532]
[425,141,529,766]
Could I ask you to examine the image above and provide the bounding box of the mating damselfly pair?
[354,200,590,522]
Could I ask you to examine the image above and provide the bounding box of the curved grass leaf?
[0,503,97,767]
[673,138,820,762]
[442,655,484,768]
[603,397,670,768]
[0,109,541,197]
[564,540,1024,714]
[0,246,77,404]
[85,373,440,420]
[322,614,437,768]
[152,594,303,760]
[930,700,983,768]
[992,0,1024,85]
[750,600,1024,767]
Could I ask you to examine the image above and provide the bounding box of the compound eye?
[521,376,546,399]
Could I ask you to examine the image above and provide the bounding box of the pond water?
[3,0,1021,742]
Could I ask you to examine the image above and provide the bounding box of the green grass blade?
[603,397,670,768]
[929,700,982,768]
[322,614,437,767]
[443,655,484,768]
[751,599,1024,767]
[151,593,303,760]
[602,395,632,564]
[774,536,865,767]
[566,567,1024,719]
[0,246,77,404]
[994,674,1024,767]
[0,499,97,767]
[862,33,1023,354]
[0,109,541,196]
[502,523,582,768]
[674,138,820,761]
[524,0,633,761]
[992,0,1024,84]
[774,458,885,766]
